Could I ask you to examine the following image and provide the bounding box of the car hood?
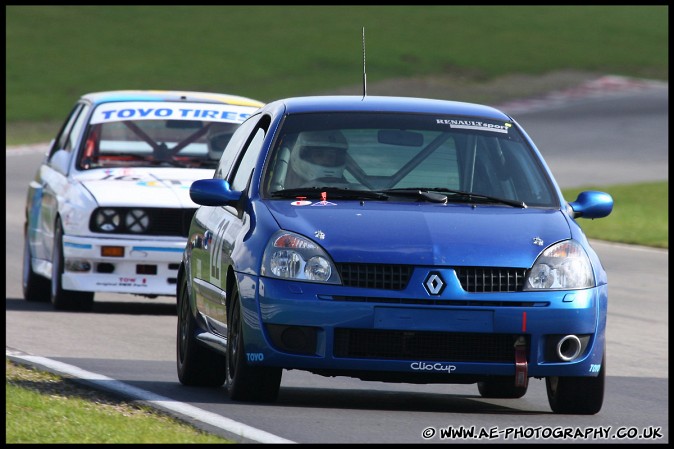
[74,167,213,208]
[263,200,570,267]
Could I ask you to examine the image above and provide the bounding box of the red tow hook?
[514,335,528,388]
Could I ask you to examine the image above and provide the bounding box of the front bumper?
[61,234,185,296]
[236,273,607,381]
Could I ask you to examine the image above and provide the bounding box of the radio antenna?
[362,26,367,99]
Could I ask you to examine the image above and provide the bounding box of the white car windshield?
[78,102,249,170]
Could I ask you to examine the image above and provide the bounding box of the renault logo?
[424,272,445,295]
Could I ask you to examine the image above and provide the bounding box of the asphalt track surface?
[5,77,668,443]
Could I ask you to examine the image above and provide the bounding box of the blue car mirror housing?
[568,191,614,219]
[190,179,242,207]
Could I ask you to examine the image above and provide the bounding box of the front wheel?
[546,355,605,414]
[50,218,94,311]
[226,286,282,402]
[176,278,226,387]
[22,228,50,302]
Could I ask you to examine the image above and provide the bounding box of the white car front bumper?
[61,234,186,296]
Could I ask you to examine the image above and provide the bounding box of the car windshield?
[263,112,558,207]
[77,102,244,170]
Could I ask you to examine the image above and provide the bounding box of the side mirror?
[190,178,242,207]
[49,149,71,175]
[568,191,613,219]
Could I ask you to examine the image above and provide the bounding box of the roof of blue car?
[272,95,511,120]
[81,90,264,107]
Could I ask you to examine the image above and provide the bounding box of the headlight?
[261,231,341,284]
[93,208,121,232]
[524,240,594,290]
[125,208,150,233]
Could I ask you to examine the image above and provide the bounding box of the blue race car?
[177,95,613,414]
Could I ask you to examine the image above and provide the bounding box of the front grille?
[335,263,527,293]
[90,208,196,237]
[455,267,527,292]
[336,263,413,290]
[149,208,196,237]
[334,328,523,362]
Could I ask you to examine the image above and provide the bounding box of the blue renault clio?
[177,95,613,414]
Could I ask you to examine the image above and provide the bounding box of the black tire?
[226,287,282,402]
[546,354,605,415]
[176,278,226,387]
[22,228,50,302]
[50,218,94,311]
[477,376,528,399]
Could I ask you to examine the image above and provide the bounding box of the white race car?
[22,90,264,310]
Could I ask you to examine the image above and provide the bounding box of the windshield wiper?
[270,187,389,201]
[382,187,527,208]
[375,188,448,203]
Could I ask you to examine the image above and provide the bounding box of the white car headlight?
[93,208,121,232]
[524,240,595,290]
[261,231,341,284]
[125,208,150,233]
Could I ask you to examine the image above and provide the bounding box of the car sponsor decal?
[90,101,255,124]
[136,179,190,189]
[87,170,195,188]
[310,191,337,206]
[102,168,135,178]
[291,196,312,206]
[96,277,148,288]
[311,200,337,206]
[436,118,511,134]
[246,352,265,362]
[410,362,457,373]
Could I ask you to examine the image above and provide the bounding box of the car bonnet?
[75,167,213,208]
[263,200,571,268]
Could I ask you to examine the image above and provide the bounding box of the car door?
[194,114,270,336]
[28,102,90,263]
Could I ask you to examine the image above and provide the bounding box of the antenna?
[362,26,367,99]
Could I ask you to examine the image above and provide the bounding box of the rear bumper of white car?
[61,234,185,296]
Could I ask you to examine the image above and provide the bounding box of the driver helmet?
[206,122,237,160]
[289,130,348,181]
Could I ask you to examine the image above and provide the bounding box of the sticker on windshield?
[91,101,255,125]
[291,199,312,206]
[437,119,511,134]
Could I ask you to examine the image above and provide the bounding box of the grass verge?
[5,359,232,444]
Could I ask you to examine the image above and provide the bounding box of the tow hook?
[514,336,528,388]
